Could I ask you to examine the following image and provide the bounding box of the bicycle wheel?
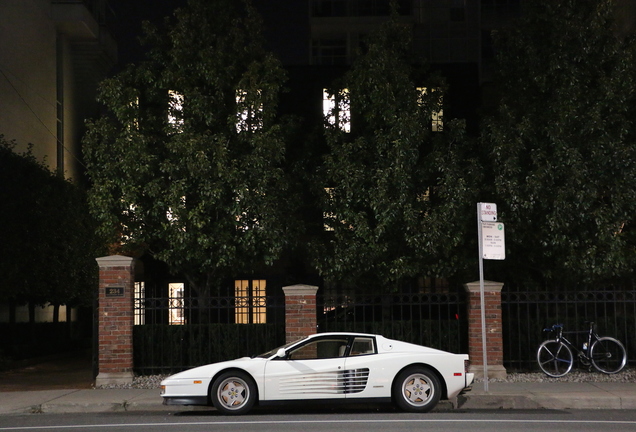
[590,337,627,374]
[537,340,573,377]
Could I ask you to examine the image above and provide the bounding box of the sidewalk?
[460,381,636,410]
[0,388,166,415]
[1,382,636,415]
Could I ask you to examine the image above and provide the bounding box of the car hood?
[161,357,263,383]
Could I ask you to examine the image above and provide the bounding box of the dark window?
[450,0,465,22]
[312,38,348,65]
[311,0,412,17]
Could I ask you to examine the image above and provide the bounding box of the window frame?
[323,88,351,132]
[234,279,267,324]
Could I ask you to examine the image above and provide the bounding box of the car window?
[255,338,304,358]
[350,337,375,356]
[287,338,349,360]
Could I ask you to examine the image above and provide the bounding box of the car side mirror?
[275,348,287,359]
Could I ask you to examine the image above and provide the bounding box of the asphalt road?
[1,410,636,432]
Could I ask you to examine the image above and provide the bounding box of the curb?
[2,386,636,415]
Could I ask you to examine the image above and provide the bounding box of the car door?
[263,336,349,401]
[342,336,387,399]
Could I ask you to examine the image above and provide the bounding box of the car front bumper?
[162,396,209,406]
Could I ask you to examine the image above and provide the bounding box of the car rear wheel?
[393,367,441,413]
[210,371,256,415]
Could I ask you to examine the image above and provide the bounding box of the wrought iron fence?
[502,287,636,371]
[318,291,468,355]
[133,294,286,375]
[131,281,635,375]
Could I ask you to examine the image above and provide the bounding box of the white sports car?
[160,332,474,414]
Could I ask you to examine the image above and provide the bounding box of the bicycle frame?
[548,324,595,366]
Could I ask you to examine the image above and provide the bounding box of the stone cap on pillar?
[464,280,504,293]
[96,255,135,267]
[95,372,134,387]
[282,284,319,296]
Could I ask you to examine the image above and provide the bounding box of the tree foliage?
[0,136,100,311]
[484,0,636,288]
[83,0,296,296]
[312,15,480,291]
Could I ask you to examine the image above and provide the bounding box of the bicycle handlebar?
[543,322,596,332]
[543,324,563,332]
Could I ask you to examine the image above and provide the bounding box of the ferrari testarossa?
[161,332,474,414]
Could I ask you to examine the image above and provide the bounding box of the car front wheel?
[210,371,256,415]
[393,367,441,413]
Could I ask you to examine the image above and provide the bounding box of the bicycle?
[537,322,627,377]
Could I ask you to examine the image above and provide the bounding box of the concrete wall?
[0,0,58,168]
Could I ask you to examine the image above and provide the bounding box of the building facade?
[0,0,116,180]
[0,0,116,324]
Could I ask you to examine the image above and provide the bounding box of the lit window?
[134,282,145,325]
[234,189,261,231]
[120,201,139,244]
[234,280,266,324]
[323,187,336,231]
[322,187,353,231]
[128,96,139,130]
[236,89,263,132]
[417,87,443,132]
[418,188,431,203]
[168,90,184,131]
[166,196,186,231]
[323,88,350,132]
[168,282,185,325]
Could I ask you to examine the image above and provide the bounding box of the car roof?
[308,332,378,338]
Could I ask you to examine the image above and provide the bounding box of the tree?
[0,136,100,321]
[83,0,296,298]
[312,14,480,291]
[484,0,636,288]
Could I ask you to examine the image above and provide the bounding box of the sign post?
[477,203,505,392]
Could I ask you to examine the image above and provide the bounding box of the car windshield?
[255,338,306,358]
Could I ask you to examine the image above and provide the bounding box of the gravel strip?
[98,374,169,389]
[481,368,636,383]
[97,368,635,389]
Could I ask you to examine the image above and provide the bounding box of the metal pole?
[477,203,489,392]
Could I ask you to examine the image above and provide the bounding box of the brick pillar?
[464,280,507,379]
[282,284,318,343]
[95,255,135,386]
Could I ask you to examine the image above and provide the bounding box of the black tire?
[590,337,627,374]
[537,340,573,377]
[392,367,441,413]
[210,371,257,415]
